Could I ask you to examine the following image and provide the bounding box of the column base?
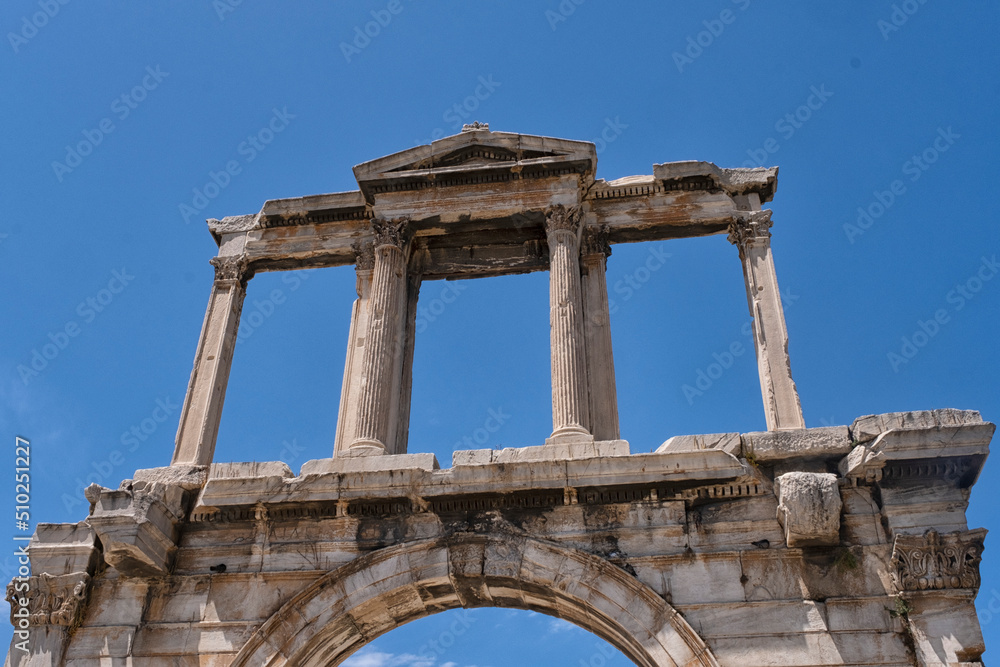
[344,441,386,457]
[545,426,594,446]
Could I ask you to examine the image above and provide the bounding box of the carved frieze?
[890,528,986,592]
[727,210,773,250]
[6,572,91,628]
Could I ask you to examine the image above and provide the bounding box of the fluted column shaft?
[350,221,409,454]
[581,228,620,441]
[172,255,252,466]
[334,243,374,456]
[728,209,805,431]
[545,206,593,443]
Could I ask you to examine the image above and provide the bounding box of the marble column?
[545,205,593,444]
[350,219,410,455]
[172,254,253,466]
[334,242,374,456]
[391,271,422,455]
[581,227,620,441]
[728,208,806,431]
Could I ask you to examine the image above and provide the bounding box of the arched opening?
[231,533,718,667]
[341,608,632,666]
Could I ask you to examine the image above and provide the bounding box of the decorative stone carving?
[727,209,773,251]
[891,528,986,592]
[545,204,583,235]
[352,239,375,271]
[581,225,611,258]
[371,218,409,249]
[209,254,253,285]
[6,572,91,628]
[774,472,842,547]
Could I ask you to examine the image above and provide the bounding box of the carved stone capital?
[544,205,583,237]
[6,572,91,628]
[210,254,253,286]
[890,528,987,592]
[727,210,773,250]
[352,240,375,271]
[371,218,409,250]
[581,226,612,259]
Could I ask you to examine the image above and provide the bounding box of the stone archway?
[232,532,718,667]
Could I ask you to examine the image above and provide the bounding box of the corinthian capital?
[727,210,773,250]
[6,572,91,628]
[371,218,410,249]
[352,240,375,271]
[890,528,986,592]
[581,226,612,258]
[544,205,583,236]
[210,254,253,285]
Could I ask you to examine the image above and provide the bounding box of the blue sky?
[1,1,998,664]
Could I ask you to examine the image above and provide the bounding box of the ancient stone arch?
[6,126,993,666]
[231,532,718,667]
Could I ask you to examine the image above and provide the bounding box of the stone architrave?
[728,208,805,431]
[350,219,410,455]
[544,205,593,444]
[774,472,842,547]
[172,254,253,466]
[334,241,375,456]
[580,225,620,440]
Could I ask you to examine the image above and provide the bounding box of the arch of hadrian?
[7,126,993,666]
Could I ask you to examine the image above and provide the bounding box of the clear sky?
[1,1,998,664]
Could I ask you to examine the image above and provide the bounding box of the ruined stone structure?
[6,127,992,666]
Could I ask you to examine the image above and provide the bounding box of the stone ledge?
[194,449,745,510]
[301,453,439,475]
[453,440,629,466]
[657,433,741,457]
[743,426,852,462]
[851,409,985,443]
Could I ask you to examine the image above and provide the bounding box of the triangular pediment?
[352,128,596,202]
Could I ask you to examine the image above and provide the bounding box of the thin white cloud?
[342,650,476,667]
